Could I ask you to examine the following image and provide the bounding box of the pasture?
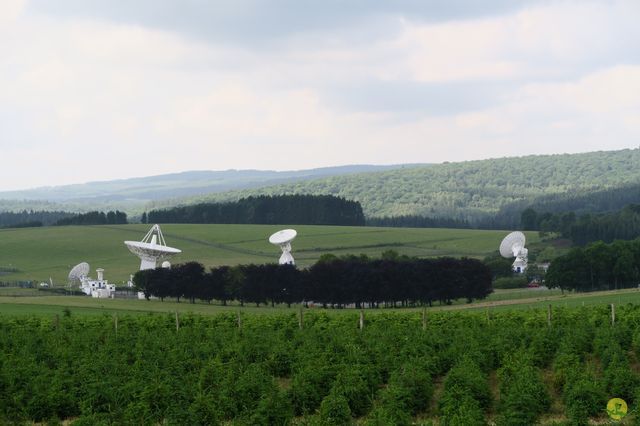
[0,224,538,283]
[2,287,639,318]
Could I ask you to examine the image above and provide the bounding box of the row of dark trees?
[134,255,492,308]
[521,204,640,245]
[366,215,470,229]
[546,239,640,292]
[145,195,365,226]
[0,210,73,228]
[55,210,128,226]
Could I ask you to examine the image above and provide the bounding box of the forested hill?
[150,148,640,225]
[0,165,415,213]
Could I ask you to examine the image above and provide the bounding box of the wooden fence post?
[298,306,304,330]
[114,313,118,336]
[611,303,615,326]
[175,311,180,331]
[359,309,364,330]
[547,305,552,327]
[422,307,427,331]
[237,310,242,330]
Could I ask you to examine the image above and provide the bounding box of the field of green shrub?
[2,305,640,424]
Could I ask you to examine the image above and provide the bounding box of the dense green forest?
[2,307,639,424]
[546,239,640,292]
[366,215,470,229]
[521,204,640,245]
[150,148,640,226]
[489,182,640,229]
[3,149,640,228]
[55,210,128,226]
[134,256,492,307]
[146,195,365,226]
[0,210,73,228]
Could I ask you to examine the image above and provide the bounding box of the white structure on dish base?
[124,224,181,271]
[69,262,116,298]
[269,229,297,265]
[499,231,528,273]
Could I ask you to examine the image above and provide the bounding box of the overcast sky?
[1,0,639,191]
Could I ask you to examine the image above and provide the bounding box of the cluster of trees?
[134,255,492,307]
[0,210,73,228]
[521,204,640,245]
[546,239,640,292]
[366,215,469,229]
[520,207,576,234]
[566,205,640,245]
[145,195,365,226]
[55,210,128,226]
[487,182,640,230]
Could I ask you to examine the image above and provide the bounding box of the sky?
[1,0,639,191]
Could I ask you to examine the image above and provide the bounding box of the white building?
[80,268,115,298]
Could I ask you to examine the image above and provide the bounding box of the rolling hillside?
[3,149,640,227]
[151,148,640,225]
[0,224,538,283]
[0,165,417,214]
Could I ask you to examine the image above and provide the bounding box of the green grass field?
[0,224,538,283]
[2,287,638,319]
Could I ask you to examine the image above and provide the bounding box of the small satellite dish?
[499,231,528,273]
[269,229,297,265]
[68,262,90,283]
[125,224,181,271]
[161,261,171,269]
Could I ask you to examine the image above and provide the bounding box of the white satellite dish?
[499,231,528,273]
[68,262,90,283]
[269,229,297,265]
[124,224,181,270]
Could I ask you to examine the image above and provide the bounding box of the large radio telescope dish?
[125,224,181,271]
[500,231,526,258]
[68,262,90,283]
[499,231,528,273]
[269,229,297,265]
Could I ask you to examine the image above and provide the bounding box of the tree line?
[545,239,640,292]
[0,210,74,228]
[134,254,492,308]
[521,204,640,245]
[144,194,365,226]
[55,210,128,226]
[366,215,470,229]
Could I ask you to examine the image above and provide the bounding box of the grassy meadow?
[0,224,538,284]
[2,287,639,319]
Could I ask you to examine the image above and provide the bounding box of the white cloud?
[0,0,639,190]
[390,1,640,83]
[0,0,25,28]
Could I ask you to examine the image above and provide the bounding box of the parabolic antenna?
[124,224,181,270]
[269,229,297,265]
[499,231,528,273]
[68,262,90,283]
[500,231,526,258]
